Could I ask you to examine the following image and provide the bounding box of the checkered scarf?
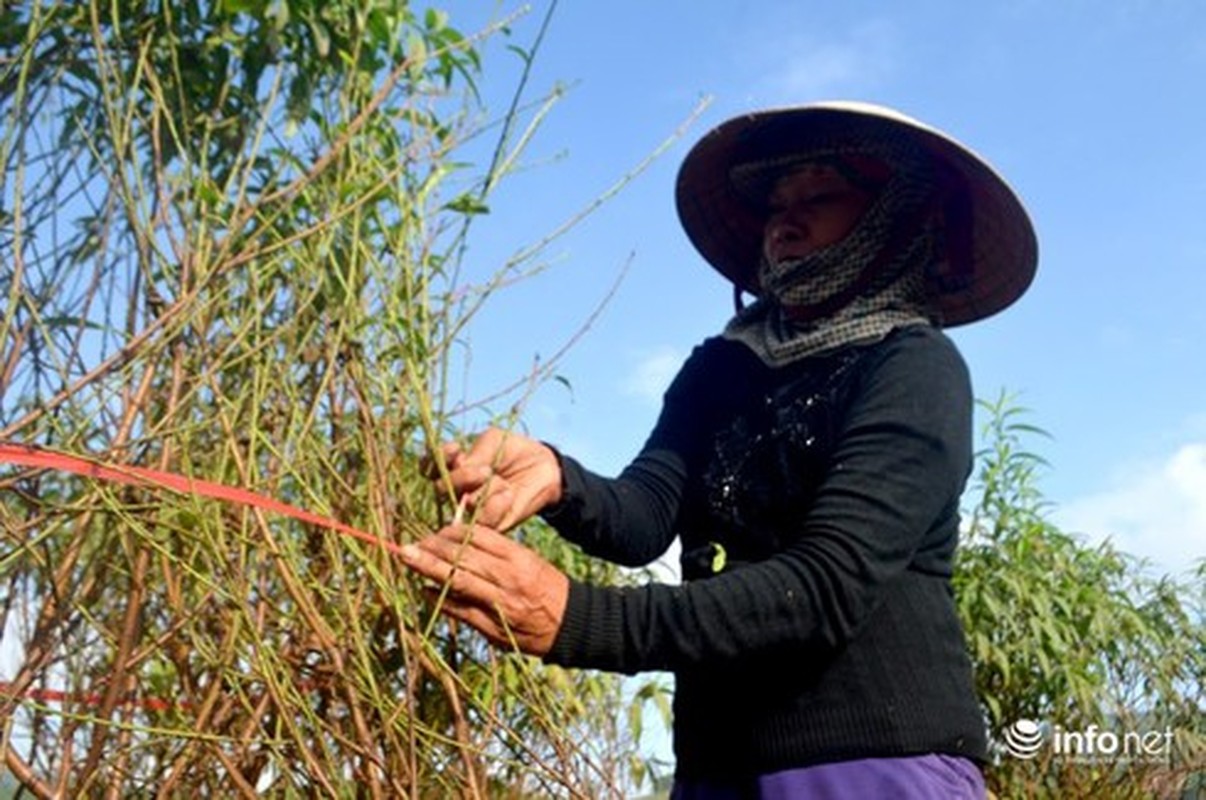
[723,137,943,366]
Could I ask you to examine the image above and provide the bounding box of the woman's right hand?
[427,427,563,531]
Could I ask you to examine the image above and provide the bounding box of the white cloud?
[622,346,685,404]
[746,19,898,102]
[1054,442,1206,580]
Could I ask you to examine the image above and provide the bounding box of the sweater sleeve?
[544,329,974,674]
[538,341,722,567]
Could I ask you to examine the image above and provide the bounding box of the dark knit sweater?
[541,324,987,780]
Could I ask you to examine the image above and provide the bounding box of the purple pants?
[671,754,986,799]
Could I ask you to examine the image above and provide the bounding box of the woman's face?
[761,164,877,266]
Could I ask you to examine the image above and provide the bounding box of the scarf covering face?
[722,135,943,367]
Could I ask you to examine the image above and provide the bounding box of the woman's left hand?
[400,524,569,657]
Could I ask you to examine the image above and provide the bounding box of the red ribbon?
[0,682,182,711]
[1,441,405,711]
[0,442,402,555]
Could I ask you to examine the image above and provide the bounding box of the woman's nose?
[768,214,807,245]
[772,221,800,242]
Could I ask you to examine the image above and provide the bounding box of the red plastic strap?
[1,441,405,712]
[0,442,402,556]
[0,681,182,711]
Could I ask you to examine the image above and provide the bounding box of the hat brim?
[674,101,1038,326]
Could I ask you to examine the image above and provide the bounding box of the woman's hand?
[400,524,569,658]
[427,427,563,531]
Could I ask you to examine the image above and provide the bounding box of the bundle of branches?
[0,2,661,796]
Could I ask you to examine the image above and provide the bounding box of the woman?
[401,101,1038,798]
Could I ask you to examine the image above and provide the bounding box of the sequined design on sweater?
[690,348,865,577]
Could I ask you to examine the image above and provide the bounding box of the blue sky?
[445,0,1206,587]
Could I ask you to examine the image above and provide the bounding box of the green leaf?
[710,542,727,574]
[308,18,330,58]
[424,7,448,32]
[552,374,574,398]
[43,315,106,332]
[443,193,489,216]
[220,0,267,13]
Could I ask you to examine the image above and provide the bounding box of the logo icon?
[1003,718,1044,759]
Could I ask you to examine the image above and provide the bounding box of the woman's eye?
[764,189,847,215]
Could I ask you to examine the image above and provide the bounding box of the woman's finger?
[402,525,568,657]
[419,588,517,649]
[460,484,515,529]
[401,539,497,603]
[437,523,514,558]
[420,441,463,478]
[405,526,513,591]
[426,523,527,565]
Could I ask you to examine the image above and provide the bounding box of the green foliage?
[957,393,1206,798]
[0,1,663,796]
